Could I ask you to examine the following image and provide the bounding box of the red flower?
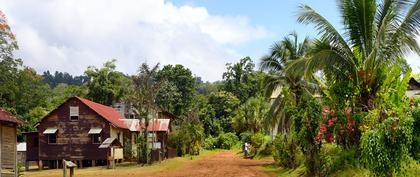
[320,124,327,133]
[326,133,334,143]
[314,133,323,144]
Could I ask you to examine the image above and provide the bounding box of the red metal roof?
[0,109,23,124]
[147,119,170,132]
[75,97,128,129]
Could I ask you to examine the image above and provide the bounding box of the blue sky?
[170,0,341,61]
[1,0,418,81]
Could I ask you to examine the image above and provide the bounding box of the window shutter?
[70,106,79,116]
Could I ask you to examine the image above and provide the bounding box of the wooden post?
[112,147,116,169]
[25,161,29,171]
[38,160,43,170]
[70,168,74,177]
[92,160,96,167]
[63,159,67,177]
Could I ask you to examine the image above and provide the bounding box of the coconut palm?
[260,32,312,133]
[294,0,419,111]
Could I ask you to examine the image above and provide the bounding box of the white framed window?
[70,106,79,120]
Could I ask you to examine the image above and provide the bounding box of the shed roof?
[0,109,23,124]
[98,137,122,148]
[75,97,128,129]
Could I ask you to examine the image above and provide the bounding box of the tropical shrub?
[411,107,420,161]
[239,131,252,144]
[293,95,322,176]
[273,133,300,168]
[203,136,218,150]
[361,116,413,176]
[216,132,239,150]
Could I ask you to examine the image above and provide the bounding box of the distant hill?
[42,71,90,87]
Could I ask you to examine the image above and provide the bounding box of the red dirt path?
[145,151,275,177]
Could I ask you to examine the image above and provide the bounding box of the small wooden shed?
[0,109,23,177]
[98,137,122,169]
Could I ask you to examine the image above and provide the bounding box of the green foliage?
[361,116,413,176]
[168,109,204,156]
[293,95,322,176]
[223,57,264,103]
[208,91,240,133]
[156,64,197,117]
[85,59,130,105]
[232,96,268,134]
[42,70,89,87]
[273,133,300,168]
[195,95,222,136]
[411,107,420,161]
[215,132,239,150]
[203,136,218,150]
[239,132,252,143]
[127,63,164,164]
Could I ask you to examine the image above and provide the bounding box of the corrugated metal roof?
[0,109,23,124]
[75,97,128,129]
[88,128,102,134]
[120,119,141,132]
[99,137,122,148]
[147,119,170,132]
[43,128,57,134]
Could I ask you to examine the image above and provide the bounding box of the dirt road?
[145,151,275,177]
[24,151,275,177]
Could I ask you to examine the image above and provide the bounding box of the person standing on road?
[244,142,249,158]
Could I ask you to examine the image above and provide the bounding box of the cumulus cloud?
[0,0,269,81]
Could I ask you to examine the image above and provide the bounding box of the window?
[34,137,39,147]
[70,106,79,120]
[48,134,57,144]
[92,134,101,144]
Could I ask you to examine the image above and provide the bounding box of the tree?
[127,63,164,164]
[85,59,129,105]
[156,64,196,118]
[233,96,269,134]
[260,32,312,133]
[223,57,264,103]
[208,91,240,133]
[0,10,21,110]
[42,71,89,87]
[294,0,419,111]
[49,83,88,109]
[195,95,221,136]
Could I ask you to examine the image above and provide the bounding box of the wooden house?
[0,109,23,177]
[25,96,175,169]
[25,97,140,169]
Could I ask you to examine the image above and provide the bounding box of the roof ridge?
[74,96,128,129]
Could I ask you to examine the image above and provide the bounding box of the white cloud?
[406,36,420,73]
[0,0,269,81]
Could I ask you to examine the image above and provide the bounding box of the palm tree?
[260,32,312,134]
[294,0,419,111]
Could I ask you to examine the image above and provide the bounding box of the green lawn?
[262,159,420,177]
[22,150,222,177]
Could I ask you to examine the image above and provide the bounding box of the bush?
[240,131,252,143]
[203,136,218,150]
[361,116,413,176]
[216,132,239,149]
[273,133,300,168]
[251,132,265,149]
[319,144,360,176]
[411,107,420,161]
